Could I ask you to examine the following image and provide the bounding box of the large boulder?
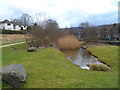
[2,64,27,88]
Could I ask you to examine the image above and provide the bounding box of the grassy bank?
[2,44,118,88]
[1,34,26,45]
[88,45,118,71]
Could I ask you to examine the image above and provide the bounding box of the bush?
[57,35,81,50]
[0,29,26,34]
[89,64,110,71]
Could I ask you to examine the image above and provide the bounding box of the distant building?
[0,19,27,31]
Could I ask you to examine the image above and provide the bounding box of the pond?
[61,48,107,70]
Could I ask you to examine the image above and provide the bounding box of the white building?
[0,20,27,31]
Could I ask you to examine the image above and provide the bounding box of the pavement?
[0,42,26,48]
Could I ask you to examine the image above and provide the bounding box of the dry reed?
[57,35,81,50]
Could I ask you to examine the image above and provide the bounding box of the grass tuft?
[89,64,110,71]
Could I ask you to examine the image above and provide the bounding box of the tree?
[99,25,107,40]
[27,18,63,48]
[27,23,48,47]
[98,23,118,40]
[20,14,33,26]
[35,13,49,29]
[44,19,61,43]
[79,22,98,43]
[12,14,33,26]
[109,23,118,40]
[79,22,90,38]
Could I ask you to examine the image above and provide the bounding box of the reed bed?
[57,35,81,50]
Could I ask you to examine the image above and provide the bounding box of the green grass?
[88,45,118,71]
[2,44,118,88]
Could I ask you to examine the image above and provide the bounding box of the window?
[13,25,16,29]
[7,23,10,25]
[21,27,23,30]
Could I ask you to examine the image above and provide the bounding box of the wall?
[0,23,27,31]
[14,25,21,31]
[4,23,14,30]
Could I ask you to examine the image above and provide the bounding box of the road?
[0,42,26,48]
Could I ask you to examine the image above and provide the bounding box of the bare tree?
[79,22,98,43]
[108,23,118,40]
[27,17,63,48]
[27,23,48,47]
[97,23,118,41]
[35,13,50,29]
[99,25,107,40]
[20,14,33,26]
[79,22,90,38]
[12,14,33,26]
[45,19,59,42]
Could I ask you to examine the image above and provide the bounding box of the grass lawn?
[2,44,118,88]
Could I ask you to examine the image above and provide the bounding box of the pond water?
[61,48,104,70]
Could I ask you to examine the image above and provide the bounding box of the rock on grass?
[2,64,27,88]
[27,47,37,52]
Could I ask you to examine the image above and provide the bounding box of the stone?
[27,47,37,52]
[2,64,27,88]
[12,47,17,50]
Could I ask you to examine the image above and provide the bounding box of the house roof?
[0,19,25,26]
[2,19,10,23]
[11,21,23,26]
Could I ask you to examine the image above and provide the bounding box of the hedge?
[0,29,27,34]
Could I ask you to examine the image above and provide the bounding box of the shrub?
[89,64,110,71]
[1,29,26,34]
[57,35,81,50]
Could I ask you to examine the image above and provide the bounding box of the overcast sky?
[0,0,118,28]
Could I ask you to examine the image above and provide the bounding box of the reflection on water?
[61,48,102,69]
